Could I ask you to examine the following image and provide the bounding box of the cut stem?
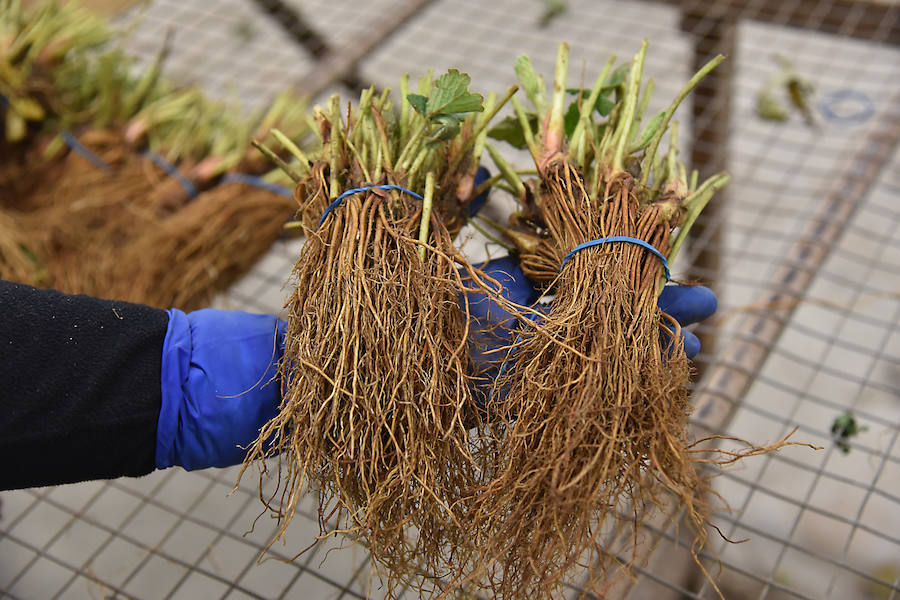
[271,128,311,176]
[640,54,724,188]
[486,143,526,201]
[545,42,569,154]
[612,39,647,172]
[252,140,301,183]
[418,171,436,262]
[667,172,730,266]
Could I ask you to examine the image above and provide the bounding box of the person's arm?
[0,280,285,491]
[1,280,166,489]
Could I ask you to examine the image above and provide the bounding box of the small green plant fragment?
[830,411,867,454]
[755,55,815,126]
[538,0,568,28]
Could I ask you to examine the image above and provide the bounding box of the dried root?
[241,172,483,594]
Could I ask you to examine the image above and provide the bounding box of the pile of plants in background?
[1,0,307,309]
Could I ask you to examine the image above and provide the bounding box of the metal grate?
[2,0,900,598]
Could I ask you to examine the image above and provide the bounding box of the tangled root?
[102,182,295,310]
[239,177,486,596]
[462,166,798,598]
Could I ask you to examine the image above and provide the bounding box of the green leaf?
[407,93,428,116]
[566,88,616,116]
[514,55,546,112]
[427,113,462,143]
[563,101,581,139]
[631,110,665,151]
[595,94,615,116]
[756,89,787,121]
[487,114,538,150]
[425,69,484,117]
[602,63,629,90]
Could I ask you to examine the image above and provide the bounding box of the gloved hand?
[463,256,717,402]
[155,308,286,471]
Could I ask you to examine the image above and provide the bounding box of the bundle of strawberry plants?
[239,72,514,594]
[463,42,798,598]
[1,2,310,309]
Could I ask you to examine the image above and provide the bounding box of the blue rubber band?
[222,173,293,198]
[318,184,424,228]
[61,131,111,172]
[818,89,875,125]
[142,150,197,199]
[560,236,671,280]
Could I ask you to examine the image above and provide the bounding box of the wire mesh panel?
[2,0,899,598]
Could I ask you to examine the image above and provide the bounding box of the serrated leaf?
[631,110,665,151]
[487,114,538,150]
[425,69,484,117]
[407,93,428,116]
[515,55,545,112]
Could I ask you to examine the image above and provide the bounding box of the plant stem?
[452,84,518,174]
[612,39,647,172]
[252,140,301,183]
[667,172,730,265]
[511,95,540,164]
[545,42,569,154]
[485,142,526,201]
[399,74,410,140]
[271,128,311,176]
[418,171,435,262]
[569,55,615,164]
[467,216,516,252]
[640,53,724,188]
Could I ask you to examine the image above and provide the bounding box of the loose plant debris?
[756,54,816,126]
[238,72,516,596]
[831,410,867,454]
[464,42,810,598]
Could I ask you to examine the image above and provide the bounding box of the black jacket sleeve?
[1,280,169,490]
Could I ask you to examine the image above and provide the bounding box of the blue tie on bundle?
[560,236,671,281]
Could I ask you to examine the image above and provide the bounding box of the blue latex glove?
[156,308,286,471]
[464,256,717,402]
[466,166,492,217]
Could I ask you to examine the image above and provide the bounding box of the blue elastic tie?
[560,236,671,281]
[318,184,424,228]
[61,131,111,172]
[222,173,293,198]
[818,89,875,125]
[143,150,197,199]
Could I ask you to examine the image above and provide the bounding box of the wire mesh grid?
[2,0,899,598]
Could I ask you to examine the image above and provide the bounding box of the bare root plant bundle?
[239,74,515,595]
[466,43,809,598]
[3,3,311,308]
[103,180,296,311]
[0,208,46,285]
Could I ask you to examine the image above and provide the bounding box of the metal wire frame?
[2,0,900,598]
